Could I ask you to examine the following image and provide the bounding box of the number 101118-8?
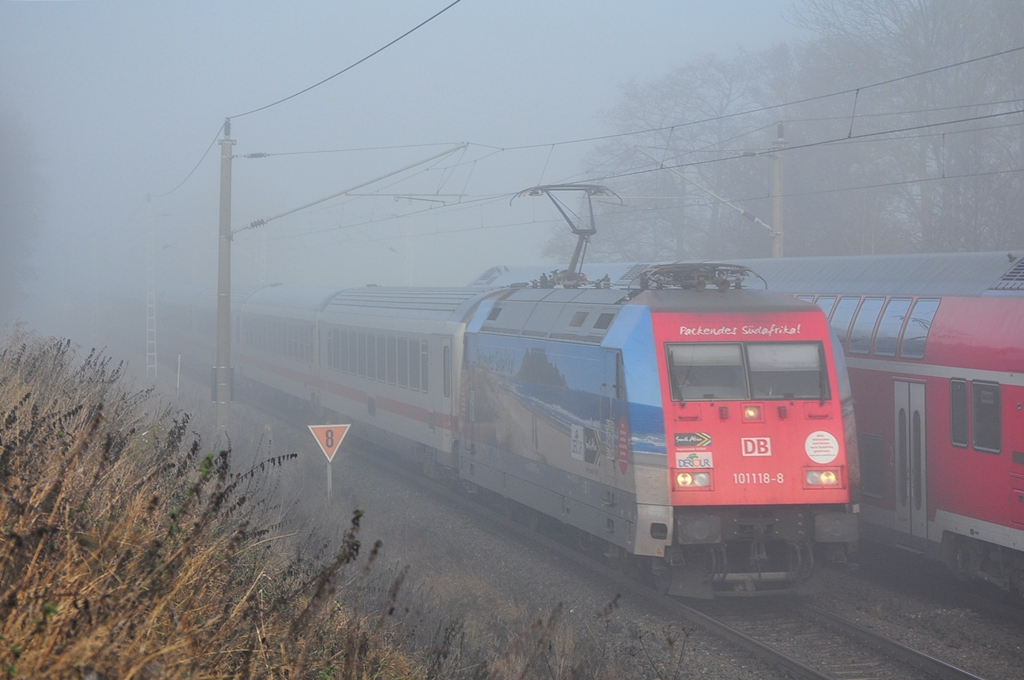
[733,472,784,484]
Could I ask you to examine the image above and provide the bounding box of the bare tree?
[565,52,781,263]
[573,1,1024,261]
[791,0,1024,251]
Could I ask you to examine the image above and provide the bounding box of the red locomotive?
[157,262,859,598]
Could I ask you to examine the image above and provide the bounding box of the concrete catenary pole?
[771,122,785,258]
[215,119,236,431]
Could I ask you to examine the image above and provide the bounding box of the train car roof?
[731,251,1024,296]
[473,250,1024,297]
[323,287,496,322]
[631,288,815,313]
[242,284,346,312]
[470,263,660,289]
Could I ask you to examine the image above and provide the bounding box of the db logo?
[741,437,772,456]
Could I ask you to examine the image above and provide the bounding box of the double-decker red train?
[158,262,858,598]
[736,251,1024,595]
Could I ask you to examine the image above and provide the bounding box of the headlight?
[806,469,839,485]
[676,471,711,488]
[742,404,763,421]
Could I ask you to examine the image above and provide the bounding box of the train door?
[894,381,928,541]
[442,338,454,436]
[599,351,618,494]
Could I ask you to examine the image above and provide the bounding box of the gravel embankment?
[263,414,787,679]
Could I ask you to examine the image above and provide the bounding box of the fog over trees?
[558,0,1024,262]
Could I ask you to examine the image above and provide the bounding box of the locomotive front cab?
[629,266,857,597]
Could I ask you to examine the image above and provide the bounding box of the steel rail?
[801,604,988,680]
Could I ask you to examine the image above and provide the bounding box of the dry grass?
[0,327,694,679]
[0,329,415,679]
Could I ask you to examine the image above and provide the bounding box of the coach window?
[972,381,1001,453]
[829,296,860,348]
[387,337,398,385]
[398,338,409,388]
[666,343,747,401]
[376,336,386,381]
[357,333,367,378]
[421,342,429,392]
[873,298,912,357]
[443,346,451,398]
[950,379,969,448]
[815,296,836,318]
[899,298,940,360]
[848,297,885,355]
[366,334,377,380]
[409,340,421,390]
[348,330,357,374]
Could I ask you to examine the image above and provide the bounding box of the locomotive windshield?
[667,341,829,401]
[666,344,747,401]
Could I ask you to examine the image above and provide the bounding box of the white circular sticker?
[805,431,839,464]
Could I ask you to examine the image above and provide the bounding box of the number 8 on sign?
[308,424,350,462]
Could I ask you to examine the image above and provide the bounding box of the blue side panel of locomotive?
[600,305,667,462]
[463,315,640,546]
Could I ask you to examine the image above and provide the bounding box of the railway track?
[246,391,992,680]
[342,438,991,680]
[687,600,987,680]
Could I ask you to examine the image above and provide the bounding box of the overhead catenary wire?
[590,107,1024,185]
[223,109,1024,250]
[240,141,468,159]
[234,144,469,234]
[229,0,463,120]
[150,40,1023,213]
[156,155,1024,259]
[472,43,1024,152]
[147,38,1024,257]
[147,2,463,201]
[151,124,224,198]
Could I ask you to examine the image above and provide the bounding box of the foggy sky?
[0,0,807,341]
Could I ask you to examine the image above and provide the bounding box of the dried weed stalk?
[0,330,414,679]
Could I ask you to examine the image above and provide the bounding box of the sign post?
[308,424,350,503]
